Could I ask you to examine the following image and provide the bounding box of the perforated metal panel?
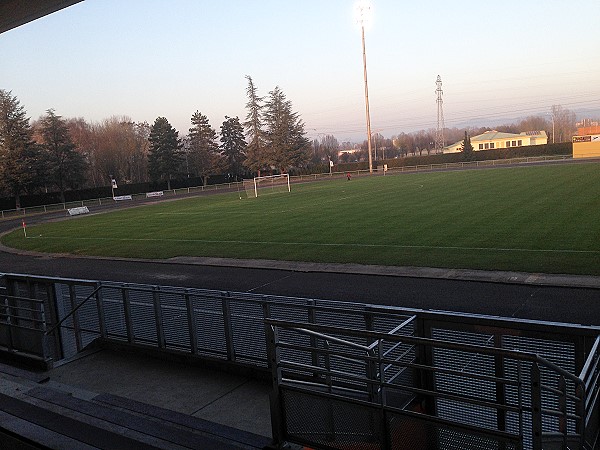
[432,328,498,431]
[282,388,383,449]
[191,294,227,358]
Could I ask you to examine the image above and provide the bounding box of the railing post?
[185,291,197,355]
[378,338,392,450]
[3,283,14,352]
[95,283,107,339]
[221,293,235,362]
[364,308,375,332]
[531,363,543,450]
[323,339,336,442]
[45,281,63,361]
[575,382,586,450]
[307,300,319,372]
[377,339,386,405]
[267,324,285,444]
[262,302,272,368]
[152,287,165,349]
[122,287,135,344]
[557,375,568,448]
[324,340,332,393]
[68,284,83,352]
[366,346,378,403]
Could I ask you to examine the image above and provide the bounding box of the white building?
[444,130,548,153]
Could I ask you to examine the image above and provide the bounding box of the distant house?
[572,122,600,159]
[338,148,361,157]
[337,147,361,162]
[443,130,548,154]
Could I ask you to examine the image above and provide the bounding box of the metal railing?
[0,273,415,366]
[580,336,600,449]
[296,155,572,180]
[0,291,50,363]
[0,272,598,449]
[266,319,600,450]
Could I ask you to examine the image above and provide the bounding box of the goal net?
[243,173,290,198]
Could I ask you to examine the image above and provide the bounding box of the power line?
[305,96,600,138]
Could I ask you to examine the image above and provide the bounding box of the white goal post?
[243,173,290,198]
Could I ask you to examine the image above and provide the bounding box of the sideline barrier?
[67,206,89,216]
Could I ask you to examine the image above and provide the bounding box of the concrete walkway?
[166,256,600,289]
[44,348,273,440]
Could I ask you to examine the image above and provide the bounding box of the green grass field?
[3,163,600,275]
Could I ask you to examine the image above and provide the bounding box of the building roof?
[470,130,547,142]
[471,131,519,141]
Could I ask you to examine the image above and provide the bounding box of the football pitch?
[3,162,600,275]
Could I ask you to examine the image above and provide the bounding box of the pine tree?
[188,111,223,186]
[220,116,246,179]
[0,90,40,208]
[263,86,310,172]
[461,131,473,161]
[148,117,182,190]
[39,109,86,203]
[242,75,265,176]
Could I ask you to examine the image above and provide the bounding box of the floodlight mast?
[356,0,373,174]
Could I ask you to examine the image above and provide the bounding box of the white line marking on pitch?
[26,236,600,254]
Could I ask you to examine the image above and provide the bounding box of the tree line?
[0,78,312,207]
[303,105,580,167]
[0,81,583,208]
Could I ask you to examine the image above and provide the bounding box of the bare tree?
[319,135,339,164]
[517,115,549,133]
[551,105,576,143]
[83,116,150,187]
[66,117,95,186]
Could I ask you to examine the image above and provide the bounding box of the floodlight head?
[354,0,373,30]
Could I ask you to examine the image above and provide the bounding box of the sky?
[1,0,599,142]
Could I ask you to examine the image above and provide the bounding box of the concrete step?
[0,409,99,450]
[27,386,262,449]
[0,356,272,449]
[0,361,49,384]
[92,392,271,449]
[0,391,157,449]
[0,371,271,450]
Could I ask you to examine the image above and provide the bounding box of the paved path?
[1,247,599,326]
